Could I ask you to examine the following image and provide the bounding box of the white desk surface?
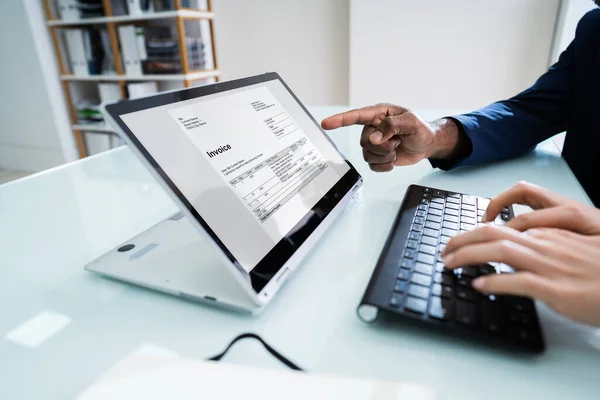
[1,107,599,399]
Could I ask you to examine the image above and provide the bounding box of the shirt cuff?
[428,115,478,171]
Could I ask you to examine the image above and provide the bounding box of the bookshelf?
[41,0,220,158]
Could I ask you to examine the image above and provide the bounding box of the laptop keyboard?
[384,186,544,352]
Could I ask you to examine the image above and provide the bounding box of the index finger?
[482,181,571,223]
[320,104,405,130]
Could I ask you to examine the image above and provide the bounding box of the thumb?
[369,112,418,145]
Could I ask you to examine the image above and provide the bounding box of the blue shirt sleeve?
[429,38,574,170]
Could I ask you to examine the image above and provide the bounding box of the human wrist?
[426,118,469,160]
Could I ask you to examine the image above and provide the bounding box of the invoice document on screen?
[168,86,342,248]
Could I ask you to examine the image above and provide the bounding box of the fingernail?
[472,278,486,291]
[370,131,383,143]
[442,253,454,265]
[481,211,487,221]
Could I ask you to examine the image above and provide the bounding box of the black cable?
[207,333,304,371]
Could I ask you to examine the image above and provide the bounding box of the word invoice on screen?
[168,86,342,242]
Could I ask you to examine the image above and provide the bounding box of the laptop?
[85,72,363,315]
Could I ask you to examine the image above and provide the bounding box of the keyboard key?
[406,239,418,249]
[494,215,505,225]
[414,216,425,225]
[421,192,431,199]
[417,252,435,265]
[433,273,442,283]
[400,259,413,269]
[408,231,420,241]
[429,202,444,210]
[461,209,476,219]
[432,189,445,197]
[404,249,416,259]
[429,296,452,320]
[461,267,478,278]
[504,297,534,313]
[426,214,442,223]
[420,198,429,205]
[431,283,442,296]
[409,284,430,299]
[441,275,454,285]
[462,216,476,225]
[389,294,403,308]
[446,196,460,204]
[442,221,458,230]
[501,213,511,221]
[414,263,433,275]
[431,197,445,204]
[419,244,437,255]
[477,197,490,211]
[445,202,459,210]
[438,243,447,254]
[502,207,510,213]
[462,195,476,205]
[460,223,476,231]
[478,264,497,275]
[418,204,428,211]
[509,327,534,343]
[499,264,515,274]
[425,221,441,230]
[421,236,438,246]
[397,269,411,280]
[508,311,532,327]
[481,300,504,334]
[462,204,476,212]
[440,235,451,244]
[457,278,471,287]
[416,210,426,218]
[405,296,428,314]
[445,208,459,216]
[435,262,445,272]
[411,273,433,287]
[423,187,431,194]
[443,214,459,223]
[394,280,408,293]
[447,192,460,198]
[412,223,424,232]
[456,300,477,326]
[477,209,485,220]
[456,287,476,302]
[428,207,443,216]
[441,285,453,298]
[441,228,457,237]
[423,228,438,238]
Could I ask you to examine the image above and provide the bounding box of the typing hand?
[442,181,600,326]
[320,104,437,171]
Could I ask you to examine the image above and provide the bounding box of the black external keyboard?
[358,185,545,353]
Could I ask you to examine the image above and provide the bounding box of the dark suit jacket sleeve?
[430,40,574,170]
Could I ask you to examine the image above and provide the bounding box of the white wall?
[550,0,597,63]
[349,0,560,110]
[0,0,76,172]
[211,0,349,106]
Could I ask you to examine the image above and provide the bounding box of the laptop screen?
[117,76,355,292]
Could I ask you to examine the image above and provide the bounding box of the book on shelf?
[56,0,80,20]
[127,82,158,98]
[118,25,144,76]
[134,25,212,74]
[63,27,109,76]
[99,82,123,103]
[77,0,104,18]
[84,131,112,155]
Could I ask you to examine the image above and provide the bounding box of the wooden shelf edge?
[60,70,220,81]
[47,10,214,26]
